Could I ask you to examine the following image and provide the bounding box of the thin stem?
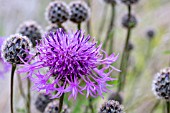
[117,5,132,92]
[167,101,170,113]
[58,93,65,113]
[78,23,81,30]
[86,0,91,35]
[26,78,31,113]
[10,64,16,113]
[89,98,95,113]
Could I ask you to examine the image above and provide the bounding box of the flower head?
[19,29,119,99]
[122,14,137,29]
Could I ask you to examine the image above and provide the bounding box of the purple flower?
[19,29,119,99]
[0,37,10,77]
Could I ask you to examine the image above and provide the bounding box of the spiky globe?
[69,1,90,23]
[44,101,70,113]
[45,1,69,24]
[35,93,52,112]
[122,14,137,29]
[121,0,139,5]
[1,34,32,64]
[103,0,116,4]
[146,29,155,40]
[99,100,125,113]
[17,21,42,47]
[152,67,170,101]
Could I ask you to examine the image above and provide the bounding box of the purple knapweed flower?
[0,37,10,77]
[19,29,119,99]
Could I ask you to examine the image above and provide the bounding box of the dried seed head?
[44,100,70,113]
[152,67,170,101]
[1,34,32,64]
[146,29,155,40]
[17,20,42,47]
[103,0,116,4]
[69,1,90,23]
[122,14,137,29]
[121,0,139,5]
[35,93,52,112]
[45,1,70,24]
[108,92,123,104]
[46,24,59,33]
[99,100,125,113]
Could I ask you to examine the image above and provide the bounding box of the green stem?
[167,101,170,113]
[58,93,65,113]
[89,98,95,113]
[117,5,132,92]
[78,23,81,30]
[26,78,31,113]
[10,64,16,113]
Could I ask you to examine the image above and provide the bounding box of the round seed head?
[35,93,52,112]
[103,0,116,4]
[146,29,155,40]
[127,42,134,51]
[17,20,42,47]
[1,34,32,64]
[108,92,123,104]
[69,1,90,23]
[99,100,125,113]
[46,24,59,33]
[44,100,70,113]
[122,14,137,29]
[121,0,139,5]
[45,1,70,24]
[152,67,170,101]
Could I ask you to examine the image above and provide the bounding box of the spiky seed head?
[99,100,125,113]
[69,1,90,23]
[146,29,155,40]
[1,34,32,64]
[45,1,70,24]
[35,93,52,112]
[121,0,139,5]
[152,67,170,101]
[17,20,42,47]
[122,14,137,29]
[44,100,70,113]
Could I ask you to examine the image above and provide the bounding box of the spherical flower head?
[69,1,90,23]
[44,100,70,113]
[1,34,32,64]
[122,14,137,29]
[19,28,119,99]
[17,20,42,47]
[152,67,170,101]
[103,0,117,5]
[46,24,59,33]
[99,100,125,113]
[45,1,70,24]
[35,93,52,112]
[146,29,155,40]
[121,0,139,5]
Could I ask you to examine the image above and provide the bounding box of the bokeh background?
[0,0,170,113]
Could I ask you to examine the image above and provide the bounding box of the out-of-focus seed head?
[1,34,32,64]
[99,100,125,113]
[121,0,139,5]
[103,0,117,5]
[152,67,170,101]
[108,92,123,104]
[146,29,155,40]
[45,1,70,24]
[122,14,137,29]
[44,100,70,113]
[17,20,42,47]
[127,42,134,51]
[35,93,52,112]
[46,24,59,33]
[69,1,90,23]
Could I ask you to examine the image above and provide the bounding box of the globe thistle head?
[99,100,125,113]
[45,1,70,24]
[44,100,70,113]
[152,67,170,101]
[146,29,155,40]
[17,20,42,47]
[69,1,90,23]
[108,92,123,104]
[103,0,117,5]
[19,28,119,99]
[122,14,137,29]
[46,24,59,33]
[35,93,52,112]
[1,34,32,64]
[121,0,139,5]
